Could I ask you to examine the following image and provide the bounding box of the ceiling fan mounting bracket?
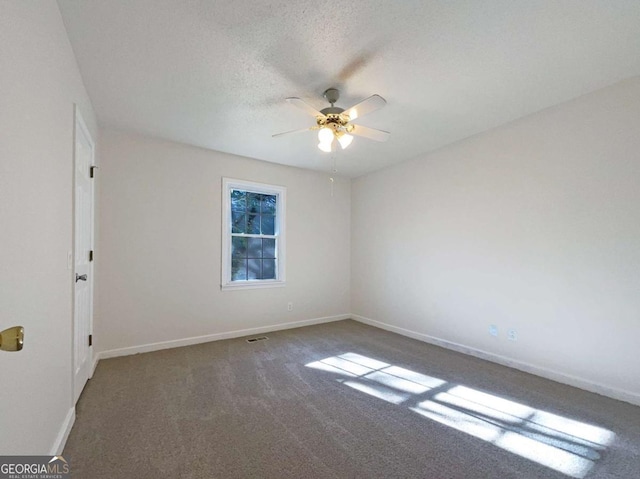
[323,87,340,106]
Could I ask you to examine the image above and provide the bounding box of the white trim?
[220,280,286,291]
[221,178,286,290]
[50,407,75,455]
[352,314,640,407]
[96,314,350,360]
[72,104,96,404]
[91,353,99,378]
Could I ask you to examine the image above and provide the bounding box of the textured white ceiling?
[58,0,640,177]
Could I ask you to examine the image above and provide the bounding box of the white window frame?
[221,178,286,291]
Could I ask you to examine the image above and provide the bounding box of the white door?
[73,107,95,403]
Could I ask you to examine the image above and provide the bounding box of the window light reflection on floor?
[305,352,614,479]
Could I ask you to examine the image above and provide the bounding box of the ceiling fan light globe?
[318,141,332,153]
[318,127,334,143]
[338,134,353,149]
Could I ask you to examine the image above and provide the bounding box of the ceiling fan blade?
[272,127,314,138]
[350,124,390,142]
[286,97,324,117]
[343,94,386,121]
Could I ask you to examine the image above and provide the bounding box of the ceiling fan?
[273,88,390,152]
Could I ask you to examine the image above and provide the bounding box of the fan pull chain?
[330,177,335,197]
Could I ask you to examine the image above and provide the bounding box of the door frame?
[72,104,96,403]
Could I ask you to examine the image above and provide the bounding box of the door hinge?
[90,166,98,178]
[88,334,93,347]
[89,250,94,262]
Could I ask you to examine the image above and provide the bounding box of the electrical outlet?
[489,324,498,337]
[287,302,293,312]
[507,329,517,341]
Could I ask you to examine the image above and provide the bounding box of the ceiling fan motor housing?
[317,113,351,133]
[319,89,354,132]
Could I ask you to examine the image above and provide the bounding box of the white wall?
[95,129,350,353]
[352,78,640,403]
[0,2,97,454]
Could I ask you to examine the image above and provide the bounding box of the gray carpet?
[64,320,640,478]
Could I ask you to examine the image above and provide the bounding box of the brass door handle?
[0,326,24,352]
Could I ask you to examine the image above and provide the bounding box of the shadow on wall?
[306,353,615,479]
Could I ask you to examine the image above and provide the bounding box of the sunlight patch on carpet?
[306,352,615,478]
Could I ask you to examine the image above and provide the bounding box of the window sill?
[221,280,286,291]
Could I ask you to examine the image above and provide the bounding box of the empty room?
[2,1,640,478]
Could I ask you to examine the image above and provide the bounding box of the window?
[221,178,286,290]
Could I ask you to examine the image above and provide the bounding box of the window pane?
[263,238,275,258]
[248,259,261,280]
[231,259,247,280]
[225,182,284,286]
[261,195,276,214]
[232,237,247,258]
[247,193,261,214]
[247,214,260,234]
[232,211,246,234]
[231,190,246,212]
[247,237,262,258]
[262,259,276,279]
[261,214,275,235]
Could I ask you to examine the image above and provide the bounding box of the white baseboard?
[96,314,350,361]
[51,407,75,455]
[352,314,640,407]
[90,352,99,378]
[91,312,640,407]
